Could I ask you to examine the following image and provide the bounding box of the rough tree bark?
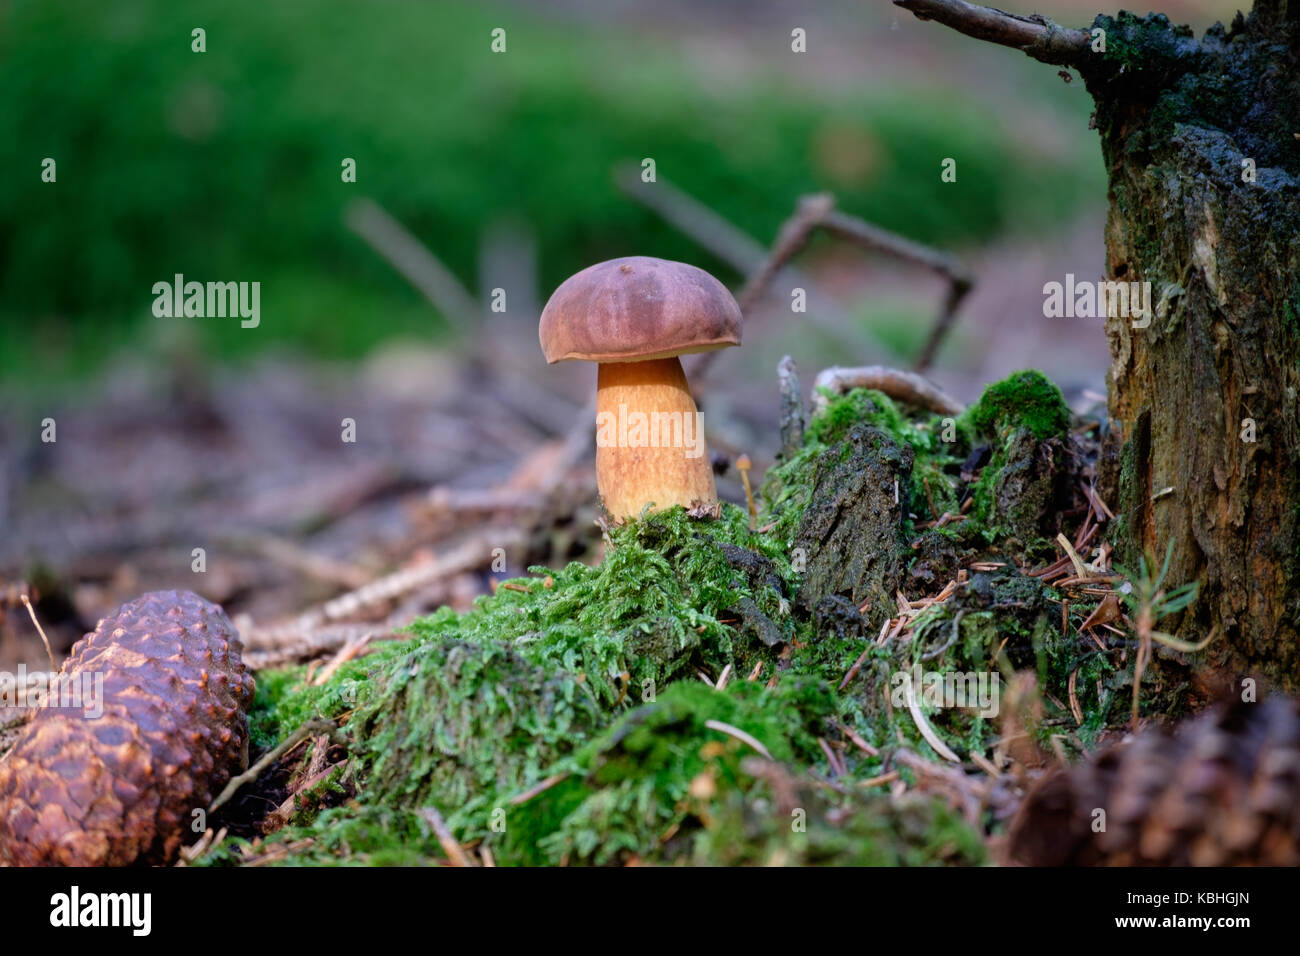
[895,0,1300,691]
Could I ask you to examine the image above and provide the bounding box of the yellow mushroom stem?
[595,356,717,520]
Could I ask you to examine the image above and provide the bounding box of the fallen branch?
[614,166,863,366]
[694,193,973,376]
[892,0,1092,67]
[811,365,965,417]
[346,198,482,324]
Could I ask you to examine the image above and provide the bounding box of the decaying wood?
[901,0,1300,688]
[777,355,806,460]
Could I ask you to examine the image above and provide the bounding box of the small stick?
[858,771,900,789]
[614,171,860,382]
[704,719,773,759]
[1055,533,1090,579]
[968,751,1001,779]
[816,208,973,371]
[310,632,373,687]
[734,455,757,529]
[817,737,846,777]
[903,675,961,762]
[508,772,571,806]
[835,719,880,758]
[20,595,56,671]
[419,806,474,867]
[839,633,878,690]
[715,662,734,691]
[346,198,482,324]
[1067,666,1084,726]
[208,719,337,816]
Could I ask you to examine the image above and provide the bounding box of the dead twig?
[834,718,880,758]
[704,719,774,759]
[903,673,962,763]
[249,528,528,651]
[892,0,1092,67]
[310,632,374,686]
[691,192,973,376]
[208,718,338,817]
[346,198,482,324]
[20,595,56,671]
[419,806,475,867]
[508,772,571,807]
[614,168,863,370]
[811,365,965,417]
[815,205,973,371]
[219,530,372,590]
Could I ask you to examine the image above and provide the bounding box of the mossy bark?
[1082,2,1300,690]
[793,424,913,621]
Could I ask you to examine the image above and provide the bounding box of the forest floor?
[0,209,1211,865]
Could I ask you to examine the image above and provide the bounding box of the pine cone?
[0,591,255,865]
[1007,696,1300,866]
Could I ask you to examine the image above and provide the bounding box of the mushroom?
[540,256,741,520]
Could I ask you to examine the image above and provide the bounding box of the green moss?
[246,657,375,752]
[693,783,986,867]
[355,639,603,829]
[966,370,1070,443]
[404,506,796,706]
[218,368,1111,865]
[763,388,971,540]
[494,679,828,864]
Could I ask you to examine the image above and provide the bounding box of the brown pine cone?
[1007,696,1300,866]
[0,591,255,866]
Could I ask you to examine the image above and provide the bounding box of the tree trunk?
[1086,2,1299,691]
[896,0,1300,691]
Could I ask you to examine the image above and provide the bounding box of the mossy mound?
[215,369,1129,866]
[356,640,603,822]
[967,370,1070,443]
[405,506,800,705]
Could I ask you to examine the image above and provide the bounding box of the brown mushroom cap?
[540,256,742,364]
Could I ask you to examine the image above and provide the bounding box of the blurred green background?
[0,0,1117,383]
